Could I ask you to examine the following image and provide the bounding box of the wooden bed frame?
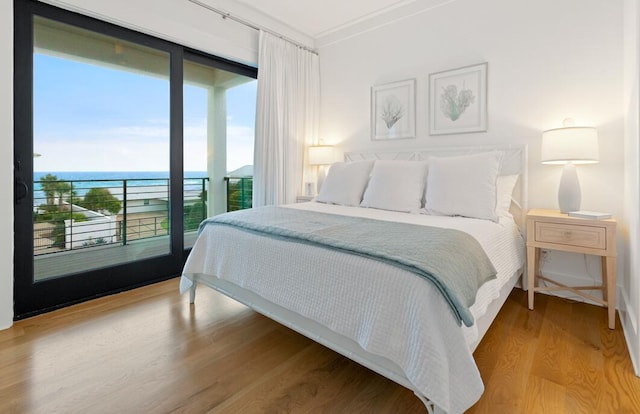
[188,144,528,413]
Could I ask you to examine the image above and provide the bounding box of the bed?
[181,145,527,414]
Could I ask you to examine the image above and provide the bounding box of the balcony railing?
[225,176,252,212]
[33,177,208,255]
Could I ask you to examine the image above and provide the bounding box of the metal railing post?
[201,178,206,222]
[68,180,73,250]
[224,177,231,212]
[122,180,127,246]
[240,178,245,209]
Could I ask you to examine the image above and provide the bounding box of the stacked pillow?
[360,160,428,213]
[315,160,374,206]
[314,152,518,222]
[424,152,501,222]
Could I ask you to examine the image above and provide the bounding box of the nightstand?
[296,195,314,203]
[526,209,617,329]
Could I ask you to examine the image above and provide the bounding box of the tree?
[39,174,59,206]
[38,175,76,210]
[183,190,207,231]
[79,188,121,215]
[55,180,74,210]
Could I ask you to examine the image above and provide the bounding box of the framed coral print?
[371,79,416,140]
[429,63,487,135]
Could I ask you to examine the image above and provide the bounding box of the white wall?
[623,0,640,374]
[319,0,626,319]
[64,217,117,250]
[0,0,14,330]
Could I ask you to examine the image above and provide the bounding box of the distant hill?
[227,165,253,177]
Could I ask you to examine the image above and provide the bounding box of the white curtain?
[253,31,320,206]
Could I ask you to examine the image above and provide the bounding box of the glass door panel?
[183,57,256,249]
[14,0,185,319]
[32,16,171,281]
[225,80,257,212]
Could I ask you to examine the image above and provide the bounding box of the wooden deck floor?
[1,280,639,413]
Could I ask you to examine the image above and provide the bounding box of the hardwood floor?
[2,279,639,413]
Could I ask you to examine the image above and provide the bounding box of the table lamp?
[541,119,599,213]
[308,145,334,194]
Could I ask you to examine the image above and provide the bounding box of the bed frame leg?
[414,391,441,413]
[189,283,197,304]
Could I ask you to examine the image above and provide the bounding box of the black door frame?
[13,0,255,319]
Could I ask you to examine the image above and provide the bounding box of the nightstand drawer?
[535,222,606,249]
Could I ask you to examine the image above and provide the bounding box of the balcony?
[33,177,209,255]
[32,175,255,281]
[225,176,252,211]
[32,176,208,281]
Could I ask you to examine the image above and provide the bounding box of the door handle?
[15,178,28,204]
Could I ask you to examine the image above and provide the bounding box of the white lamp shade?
[308,145,334,165]
[541,127,599,165]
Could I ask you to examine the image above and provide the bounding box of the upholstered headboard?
[344,145,529,231]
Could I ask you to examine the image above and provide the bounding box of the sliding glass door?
[14,0,256,318]
[31,16,173,280]
[183,54,257,248]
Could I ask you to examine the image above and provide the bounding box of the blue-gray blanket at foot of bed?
[198,206,496,327]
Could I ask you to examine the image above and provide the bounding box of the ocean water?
[33,171,207,206]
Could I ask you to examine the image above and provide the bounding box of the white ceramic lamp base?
[558,162,581,213]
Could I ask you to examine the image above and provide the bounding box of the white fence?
[64,205,117,250]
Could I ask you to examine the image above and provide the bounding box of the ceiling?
[231,0,420,39]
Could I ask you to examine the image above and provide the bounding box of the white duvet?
[181,202,525,413]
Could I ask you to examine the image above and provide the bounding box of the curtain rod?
[187,0,318,55]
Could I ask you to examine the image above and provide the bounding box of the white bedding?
[181,202,525,413]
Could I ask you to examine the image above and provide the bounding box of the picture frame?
[429,62,487,135]
[371,79,416,140]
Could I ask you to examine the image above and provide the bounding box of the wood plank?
[208,344,344,413]
[600,309,640,412]
[523,376,566,414]
[564,301,603,413]
[1,279,640,413]
[529,296,573,386]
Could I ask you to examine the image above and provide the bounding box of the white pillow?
[425,152,501,221]
[360,160,428,213]
[315,161,374,206]
[496,174,519,218]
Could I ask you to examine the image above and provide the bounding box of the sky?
[33,53,256,173]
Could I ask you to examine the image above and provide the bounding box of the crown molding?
[315,0,458,49]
